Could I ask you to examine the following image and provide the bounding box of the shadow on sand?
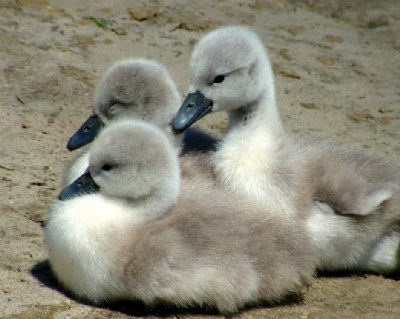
[30,260,304,317]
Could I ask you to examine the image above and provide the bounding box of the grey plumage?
[45,120,316,313]
[94,60,180,132]
[175,25,400,273]
[62,59,217,186]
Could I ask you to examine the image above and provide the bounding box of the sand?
[1,0,399,318]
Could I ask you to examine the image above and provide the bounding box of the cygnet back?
[47,120,316,313]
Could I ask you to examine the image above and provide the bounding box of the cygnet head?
[172,26,275,133]
[61,120,180,217]
[67,59,181,150]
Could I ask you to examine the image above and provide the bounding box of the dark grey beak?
[171,90,213,133]
[58,172,99,201]
[67,114,104,151]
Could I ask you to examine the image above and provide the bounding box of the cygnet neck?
[122,190,177,222]
[225,85,286,154]
[212,76,292,209]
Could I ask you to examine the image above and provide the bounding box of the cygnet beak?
[171,90,213,133]
[67,114,104,151]
[58,172,99,201]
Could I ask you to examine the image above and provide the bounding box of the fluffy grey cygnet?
[172,26,400,273]
[63,59,217,186]
[45,120,316,313]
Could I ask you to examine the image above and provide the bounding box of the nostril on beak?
[186,102,194,110]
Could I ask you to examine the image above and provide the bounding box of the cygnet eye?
[108,103,118,115]
[212,75,225,84]
[102,164,113,172]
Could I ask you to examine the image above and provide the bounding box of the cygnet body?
[172,26,400,273]
[63,59,217,186]
[45,120,316,313]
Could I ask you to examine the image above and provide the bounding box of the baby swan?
[67,59,181,151]
[63,59,217,186]
[173,26,312,218]
[62,59,181,186]
[45,120,316,313]
[172,26,400,273]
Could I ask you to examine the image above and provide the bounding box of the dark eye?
[102,164,113,171]
[212,75,225,84]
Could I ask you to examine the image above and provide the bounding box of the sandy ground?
[1,0,400,318]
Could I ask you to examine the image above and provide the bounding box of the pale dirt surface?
[1,0,400,318]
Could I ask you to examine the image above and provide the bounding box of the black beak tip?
[171,117,189,134]
[58,191,66,201]
[58,187,73,201]
[171,90,213,133]
[66,114,103,151]
[66,136,79,151]
[58,172,99,201]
